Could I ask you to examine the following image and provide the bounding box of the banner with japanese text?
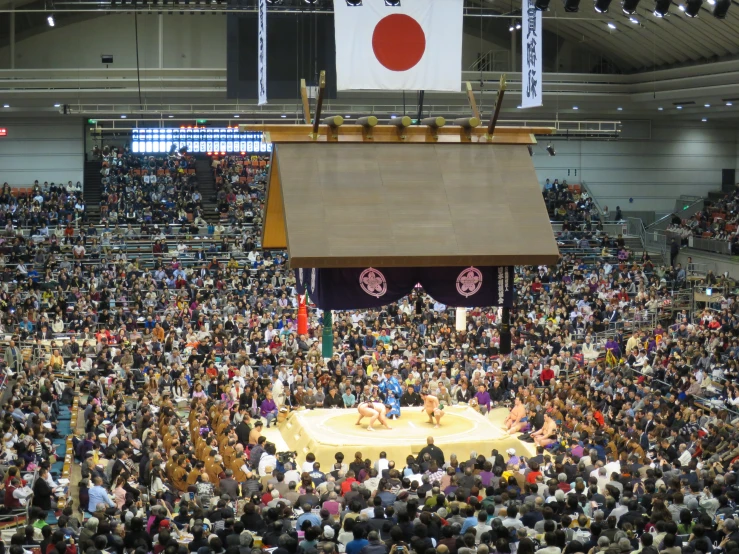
[521,0,542,108]
[257,0,267,106]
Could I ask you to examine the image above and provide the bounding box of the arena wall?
[0,119,84,187]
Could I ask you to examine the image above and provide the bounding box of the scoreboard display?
[130,128,273,155]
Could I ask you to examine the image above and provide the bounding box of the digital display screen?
[130,128,273,155]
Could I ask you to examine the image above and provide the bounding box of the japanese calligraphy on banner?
[521,0,542,108]
[257,0,267,106]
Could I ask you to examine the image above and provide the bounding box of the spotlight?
[47,15,55,26]
[345,0,361,4]
[630,16,639,21]
[535,0,551,9]
[546,144,556,156]
[266,0,284,3]
[622,0,640,13]
[385,0,401,5]
[607,21,617,28]
[684,0,701,15]
[594,0,612,12]
[516,22,522,28]
[653,0,670,16]
[563,0,581,10]
[509,25,515,31]
[713,0,730,17]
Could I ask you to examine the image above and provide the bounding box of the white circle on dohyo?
[457,267,483,297]
[359,268,388,298]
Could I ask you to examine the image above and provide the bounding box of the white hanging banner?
[521,0,542,108]
[257,0,268,106]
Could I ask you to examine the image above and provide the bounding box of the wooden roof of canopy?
[258,123,559,269]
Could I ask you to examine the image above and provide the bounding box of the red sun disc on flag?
[372,14,426,72]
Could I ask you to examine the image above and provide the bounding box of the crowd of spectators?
[210,155,269,225]
[666,189,739,255]
[98,152,204,227]
[0,165,738,554]
[0,181,84,232]
[542,180,622,227]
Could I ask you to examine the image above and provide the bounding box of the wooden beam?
[486,74,508,141]
[465,82,481,121]
[239,123,550,145]
[311,70,327,139]
[300,79,311,124]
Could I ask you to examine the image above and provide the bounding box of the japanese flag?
[333,0,464,92]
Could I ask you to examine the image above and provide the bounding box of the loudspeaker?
[500,308,512,355]
[722,169,736,193]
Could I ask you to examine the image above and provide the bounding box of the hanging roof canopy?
[260,123,559,269]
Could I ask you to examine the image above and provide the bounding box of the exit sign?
[0,128,6,137]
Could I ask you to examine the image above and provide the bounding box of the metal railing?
[645,229,669,262]
[468,50,510,73]
[645,197,705,232]
[629,365,739,419]
[687,236,733,255]
[551,223,627,236]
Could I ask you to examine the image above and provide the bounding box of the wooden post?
[466,82,481,121]
[422,116,445,140]
[454,117,481,141]
[390,116,412,140]
[311,70,327,140]
[485,75,507,141]
[357,116,378,140]
[300,79,311,124]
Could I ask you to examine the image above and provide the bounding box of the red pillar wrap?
[297,294,308,335]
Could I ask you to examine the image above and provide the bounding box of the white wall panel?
[533,122,737,212]
[0,120,83,187]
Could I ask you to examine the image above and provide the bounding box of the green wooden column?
[322,310,333,359]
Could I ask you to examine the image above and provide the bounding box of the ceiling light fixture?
[168,115,174,118]
[677,106,683,109]
[622,0,640,12]
[702,118,708,122]
[233,115,240,118]
[2,105,9,108]
[535,0,552,10]
[47,15,55,26]
[712,0,730,17]
[563,0,581,11]
[630,16,639,21]
[727,102,733,106]
[607,21,617,28]
[705,103,711,107]
[684,0,702,14]
[515,22,522,29]
[573,106,579,110]
[594,0,613,11]
[121,115,127,118]
[345,0,362,4]
[546,143,556,156]
[658,107,664,110]
[654,0,671,16]
[617,107,623,111]
[54,103,61,107]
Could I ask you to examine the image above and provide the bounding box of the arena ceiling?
[473,0,739,72]
[1,0,739,122]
